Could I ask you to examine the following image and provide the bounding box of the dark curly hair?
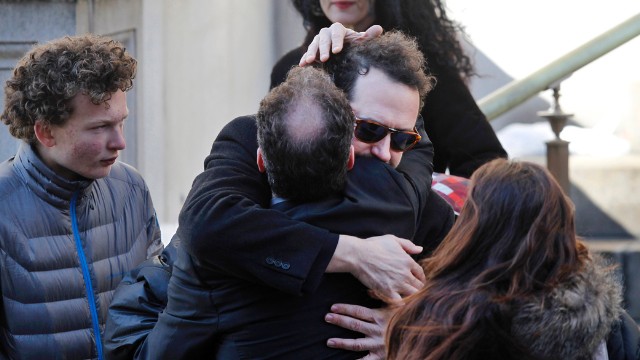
[293,0,474,80]
[257,66,354,202]
[1,34,137,143]
[323,30,435,111]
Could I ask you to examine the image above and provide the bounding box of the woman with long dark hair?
[271,0,508,178]
[387,159,640,360]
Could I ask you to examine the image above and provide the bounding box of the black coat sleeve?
[423,64,507,178]
[412,191,454,258]
[395,115,434,226]
[177,116,338,296]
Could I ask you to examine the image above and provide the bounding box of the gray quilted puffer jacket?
[0,143,163,360]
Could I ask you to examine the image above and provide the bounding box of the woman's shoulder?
[270,46,306,89]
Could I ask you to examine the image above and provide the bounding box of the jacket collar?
[13,142,93,209]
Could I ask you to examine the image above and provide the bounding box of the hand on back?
[330,234,425,301]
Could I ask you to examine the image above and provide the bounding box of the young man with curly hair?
[0,34,163,360]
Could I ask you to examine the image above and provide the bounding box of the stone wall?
[0,0,76,161]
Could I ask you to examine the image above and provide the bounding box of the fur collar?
[511,255,623,359]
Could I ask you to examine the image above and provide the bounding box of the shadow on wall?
[1,65,21,162]
[603,249,640,324]
[572,183,633,239]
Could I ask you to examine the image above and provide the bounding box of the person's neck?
[33,143,80,181]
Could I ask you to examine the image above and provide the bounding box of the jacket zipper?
[70,191,104,360]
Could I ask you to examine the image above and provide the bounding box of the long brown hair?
[387,159,589,360]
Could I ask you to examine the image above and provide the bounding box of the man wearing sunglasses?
[184,31,452,358]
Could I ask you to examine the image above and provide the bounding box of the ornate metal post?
[537,85,572,194]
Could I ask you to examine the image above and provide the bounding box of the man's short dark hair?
[257,66,354,203]
[2,34,137,144]
[324,30,435,110]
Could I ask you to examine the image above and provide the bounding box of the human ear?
[34,120,56,147]
[347,145,355,170]
[256,148,266,173]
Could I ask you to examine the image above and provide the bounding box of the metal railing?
[475,13,640,193]
[478,13,640,121]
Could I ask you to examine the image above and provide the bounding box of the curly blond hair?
[1,34,137,143]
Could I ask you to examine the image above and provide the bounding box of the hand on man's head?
[299,23,383,66]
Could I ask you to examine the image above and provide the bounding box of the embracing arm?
[325,304,392,360]
[394,116,434,226]
[178,116,423,297]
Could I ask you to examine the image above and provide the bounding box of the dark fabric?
[606,310,640,360]
[203,154,421,359]
[103,236,179,360]
[0,143,163,360]
[139,247,220,360]
[270,47,508,178]
[413,190,455,257]
[107,115,452,359]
